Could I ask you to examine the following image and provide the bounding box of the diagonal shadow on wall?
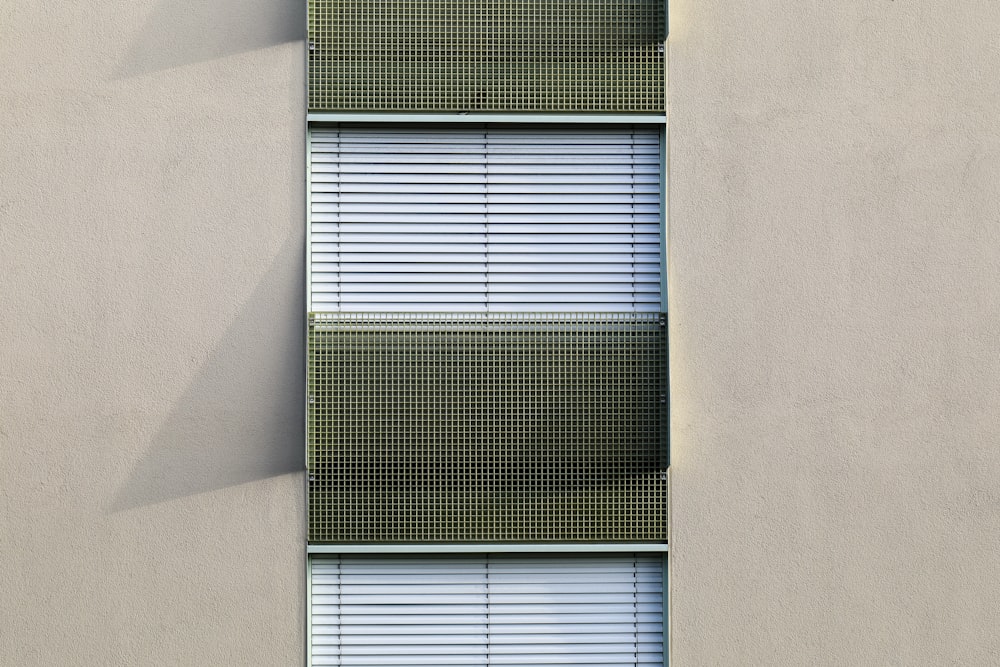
[109,233,305,511]
[117,0,304,77]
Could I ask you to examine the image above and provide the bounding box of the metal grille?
[308,312,667,543]
[308,0,666,113]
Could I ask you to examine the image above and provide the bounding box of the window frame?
[306,549,669,667]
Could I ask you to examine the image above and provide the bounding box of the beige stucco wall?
[4,0,1000,665]
[0,0,305,664]
[669,0,1000,664]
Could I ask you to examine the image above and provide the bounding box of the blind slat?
[310,125,663,313]
[311,555,664,667]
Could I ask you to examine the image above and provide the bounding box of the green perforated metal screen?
[308,0,666,113]
[308,312,668,543]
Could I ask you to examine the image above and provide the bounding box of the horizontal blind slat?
[311,555,663,666]
[309,125,662,312]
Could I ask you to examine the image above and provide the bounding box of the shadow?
[117,0,304,77]
[109,233,305,511]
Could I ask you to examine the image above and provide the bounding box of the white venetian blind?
[310,554,664,667]
[309,125,663,312]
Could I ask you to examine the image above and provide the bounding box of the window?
[309,124,663,313]
[307,123,667,544]
[310,553,665,667]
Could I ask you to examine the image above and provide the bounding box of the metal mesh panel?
[308,0,665,113]
[308,312,667,543]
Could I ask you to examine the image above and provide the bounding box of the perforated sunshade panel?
[308,313,667,543]
[308,0,666,112]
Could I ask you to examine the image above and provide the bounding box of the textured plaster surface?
[4,0,1000,664]
[0,0,306,664]
[669,0,1000,664]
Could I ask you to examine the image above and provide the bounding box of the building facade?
[3,0,1000,664]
